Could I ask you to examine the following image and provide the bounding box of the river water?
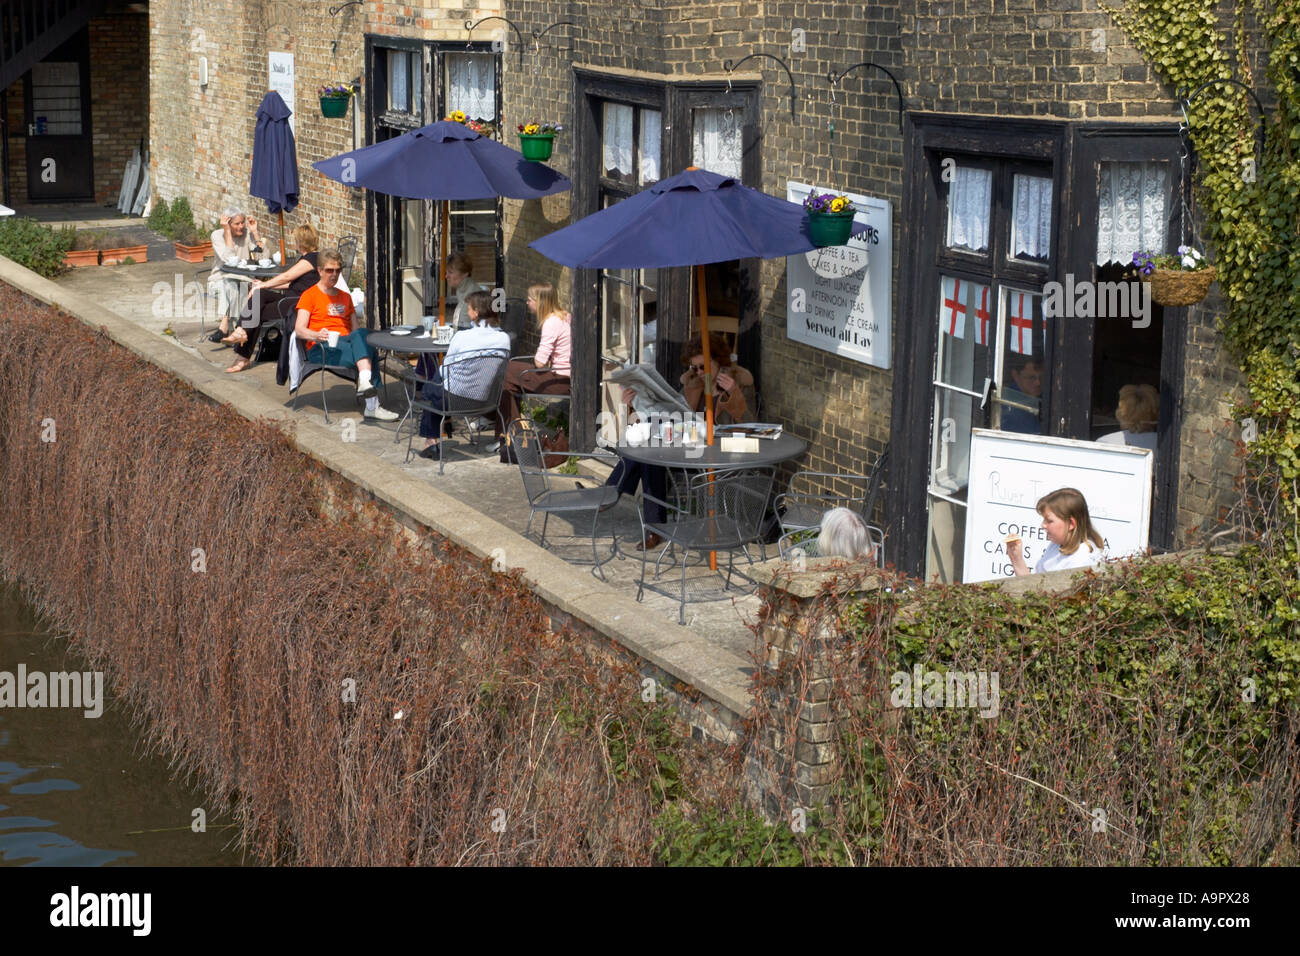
[0,584,242,866]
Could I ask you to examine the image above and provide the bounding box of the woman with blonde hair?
[225,222,321,372]
[496,281,571,445]
[1008,487,1107,576]
[1098,383,1159,452]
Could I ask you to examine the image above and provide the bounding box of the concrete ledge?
[0,257,755,721]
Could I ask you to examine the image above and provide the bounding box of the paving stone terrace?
[45,251,773,664]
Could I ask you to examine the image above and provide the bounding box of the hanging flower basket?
[319,83,358,119]
[516,122,562,161]
[1133,247,1216,307]
[320,96,350,118]
[517,133,555,161]
[807,210,856,247]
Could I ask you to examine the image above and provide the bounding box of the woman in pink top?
[497,282,572,442]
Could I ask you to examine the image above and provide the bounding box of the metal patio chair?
[775,443,889,554]
[290,332,361,424]
[507,419,620,579]
[406,347,511,473]
[636,467,774,625]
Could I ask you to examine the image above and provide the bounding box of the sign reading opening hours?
[785,182,892,370]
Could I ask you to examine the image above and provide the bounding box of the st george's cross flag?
[940,275,968,339]
[972,282,993,347]
[1007,290,1034,355]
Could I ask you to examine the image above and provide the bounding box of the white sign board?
[785,182,891,369]
[269,52,295,133]
[962,429,1153,583]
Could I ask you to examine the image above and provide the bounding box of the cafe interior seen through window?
[599,102,661,367]
[926,157,1055,584]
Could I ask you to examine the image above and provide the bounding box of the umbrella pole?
[696,265,718,572]
[439,200,448,326]
[277,211,286,267]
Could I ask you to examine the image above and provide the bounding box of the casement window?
[365,40,503,327]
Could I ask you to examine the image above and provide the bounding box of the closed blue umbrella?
[314,119,570,322]
[248,91,299,264]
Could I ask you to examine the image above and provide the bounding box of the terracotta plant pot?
[808,210,855,247]
[63,249,102,267]
[517,133,555,161]
[320,95,350,118]
[174,240,213,263]
[100,245,148,265]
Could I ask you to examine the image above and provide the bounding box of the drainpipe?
[1,89,10,208]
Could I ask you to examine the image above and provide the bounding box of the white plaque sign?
[785,182,892,369]
[269,52,295,133]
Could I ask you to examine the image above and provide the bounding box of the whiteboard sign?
[269,52,295,133]
[785,182,891,369]
[962,429,1153,583]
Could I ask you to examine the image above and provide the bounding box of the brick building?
[2,0,149,208]
[142,0,1246,582]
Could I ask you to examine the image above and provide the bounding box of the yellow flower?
[829,196,848,213]
[523,123,540,135]
[449,110,467,123]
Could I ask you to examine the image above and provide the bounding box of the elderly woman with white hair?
[206,207,265,342]
[816,507,876,561]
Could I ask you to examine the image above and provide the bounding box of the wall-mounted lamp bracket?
[827,62,906,134]
[466,16,576,69]
[1177,78,1267,160]
[328,1,362,16]
[723,53,796,121]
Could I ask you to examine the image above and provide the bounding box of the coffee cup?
[326,330,340,348]
[272,251,282,265]
[225,255,239,266]
[259,258,272,267]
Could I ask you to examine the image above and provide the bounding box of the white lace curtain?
[639,110,661,184]
[946,166,992,252]
[692,108,743,179]
[1011,174,1053,260]
[446,54,495,121]
[1096,161,1169,264]
[602,103,633,180]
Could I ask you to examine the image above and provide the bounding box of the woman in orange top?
[294,249,384,402]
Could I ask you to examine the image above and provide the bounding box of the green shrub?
[0,217,74,278]
[147,196,170,235]
[167,197,197,242]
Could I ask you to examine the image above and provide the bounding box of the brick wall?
[3,78,24,203]
[90,12,150,205]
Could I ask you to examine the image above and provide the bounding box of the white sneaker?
[365,405,399,422]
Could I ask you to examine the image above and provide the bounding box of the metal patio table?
[367,330,451,442]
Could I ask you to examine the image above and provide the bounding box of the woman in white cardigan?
[206,208,265,342]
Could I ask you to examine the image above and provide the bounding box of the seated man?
[999,356,1043,434]
[294,248,397,420]
[416,290,511,459]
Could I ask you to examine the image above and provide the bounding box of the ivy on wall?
[1109,0,1300,538]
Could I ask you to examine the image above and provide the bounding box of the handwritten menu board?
[963,429,1153,583]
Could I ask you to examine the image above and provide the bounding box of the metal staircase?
[0,0,108,93]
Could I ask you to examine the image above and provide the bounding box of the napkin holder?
[720,435,760,454]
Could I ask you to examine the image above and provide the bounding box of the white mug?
[272,251,282,264]
[326,330,340,348]
[259,258,272,267]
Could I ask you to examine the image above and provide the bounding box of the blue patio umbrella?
[248,91,299,264]
[314,119,570,321]
[530,167,870,433]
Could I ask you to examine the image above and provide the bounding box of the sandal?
[221,328,248,345]
[225,358,253,373]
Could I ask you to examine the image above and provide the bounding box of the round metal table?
[614,430,808,470]
[366,331,451,442]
